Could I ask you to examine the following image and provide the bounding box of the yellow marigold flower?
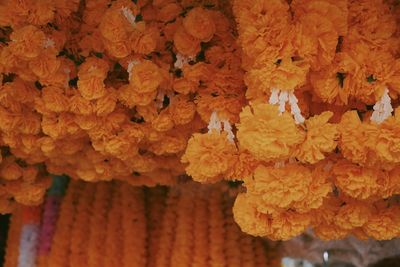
[372,110,400,164]
[292,162,332,213]
[244,163,312,213]
[183,7,216,42]
[270,58,310,91]
[382,166,400,198]
[295,111,339,164]
[363,205,400,240]
[237,103,305,161]
[334,201,373,230]
[338,111,378,165]
[226,150,260,181]
[333,160,380,200]
[148,132,187,156]
[269,210,311,241]
[181,131,237,183]
[233,193,272,237]
[314,222,349,240]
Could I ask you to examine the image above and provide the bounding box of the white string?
[371,88,393,124]
[121,7,136,27]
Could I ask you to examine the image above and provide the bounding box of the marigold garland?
[0,0,400,243]
[4,180,280,267]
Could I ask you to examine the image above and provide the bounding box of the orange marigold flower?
[181,131,237,183]
[77,76,107,101]
[173,26,201,57]
[334,201,373,230]
[314,222,349,240]
[237,103,305,161]
[232,193,272,237]
[168,96,196,125]
[157,3,182,22]
[95,88,117,116]
[245,163,312,213]
[295,111,338,164]
[292,162,332,213]
[69,94,94,115]
[363,205,400,240]
[9,25,46,59]
[41,86,70,113]
[151,111,174,132]
[129,24,159,55]
[130,60,163,93]
[372,110,400,164]
[103,39,131,58]
[183,7,216,42]
[270,58,310,91]
[382,166,400,198]
[333,160,380,199]
[338,111,378,165]
[269,210,311,241]
[27,0,55,26]
[29,53,61,79]
[0,158,23,180]
[309,66,343,104]
[226,150,260,180]
[173,78,197,95]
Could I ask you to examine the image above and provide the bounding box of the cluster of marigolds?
[4,181,279,267]
[0,0,400,241]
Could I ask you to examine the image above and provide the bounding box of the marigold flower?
[151,111,174,132]
[338,111,378,165]
[41,86,70,113]
[334,201,373,230]
[372,111,400,164]
[9,25,46,59]
[333,160,380,199]
[237,103,305,161]
[183,7,216,42]
[29,53,61,79]
[295,111,339,164]
[233,193,272,236]
[244,163,312,213]
[181,131,237,183]
[157,3,182,22]
[269,210,311,241]
[292,162,332,213]
[173,26,201,57]
[1,158,23,181]
[129,24,159,55]
[169,96,196,125]
[363,205,400,240]
[69,95,94,115]
[95,89,117,116]
[129,60,163,93]
[226,150,260,180]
